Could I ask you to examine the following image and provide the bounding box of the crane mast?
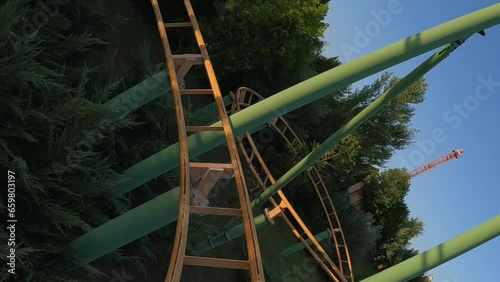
[407,149,464,178]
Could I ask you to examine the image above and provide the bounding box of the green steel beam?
[281,230,330,257]
[192,39,469,252]
[70,188,180,263]
[104,71,170,118]
[70,185,270,263]
[112,3,500,197]
[194,214,270,253]
[103,70,232,120]
[361,215,500,282]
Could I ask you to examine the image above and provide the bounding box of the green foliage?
[354,73,427,165]
[330,192,381,269]
[186,217,217,255]
[0,1,133,280]
[262,257,281,282]
[378,218,423,265]
[363,168,411,217]
[0,1,180,281]
[201,0,329,94]
[312,55,342,75]
[361,168,425,274]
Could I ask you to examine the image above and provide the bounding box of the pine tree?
[0,1,173,281]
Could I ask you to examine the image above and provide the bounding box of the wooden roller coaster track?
[150,1,264,281]
[231,87,354,282]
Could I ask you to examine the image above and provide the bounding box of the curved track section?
[232,87,354,282]
[151,2,264,281]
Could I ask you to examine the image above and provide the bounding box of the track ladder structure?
[232,87,354,282]
[306,166,353,281]
[150,1,264,281]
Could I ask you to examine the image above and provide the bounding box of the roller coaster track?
[231,87,354,282]
[150,1,264,281]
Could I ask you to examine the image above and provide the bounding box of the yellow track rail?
[232,87,354,282]
[150,1,264,281]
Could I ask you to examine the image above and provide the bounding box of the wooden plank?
[176,61,195,78]
[172,54,204,66]
[190,206,242,216]
[179,89,214,95]
[164,22,192,28]
[184,256,250,270]
[172,54,204,60]
[185,126,224,132]
[189,162,233,169]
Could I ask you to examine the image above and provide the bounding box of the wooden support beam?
[184,256,250,270]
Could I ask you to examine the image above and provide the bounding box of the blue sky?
[323,1,500,281]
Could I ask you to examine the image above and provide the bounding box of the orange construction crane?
[407,149,464,178]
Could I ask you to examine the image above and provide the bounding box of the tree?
[0,1,181,281]
[358,168,426,272]
[363,168,411,215]
[0,1,132,280]
[330,192,381,271]
[378,217,424,265]
[200,0,329,94]
[312,55,342,74]
[352,73,428,166]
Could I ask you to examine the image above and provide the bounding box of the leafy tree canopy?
[201,0,329,93]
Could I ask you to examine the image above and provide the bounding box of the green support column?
[112,3,500,197]
[361,215,500,282]
[104,71,170,118]
[192,39,469,253]
[281,230,330,257]
[103,70,232,120]
[194,214,270,253]
[70,188,180,263]
[70,195,270,263]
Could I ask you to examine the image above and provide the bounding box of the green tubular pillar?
[103,70,232,120]
[70,188,180,263]
[70,196,269,262]
[361,215,500,282]
[104,71,171,118]
[70,124,267,262]
[194,39,468,252]
[194,214,270,253]
[112,3,500,197]
[281,230,330,257]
